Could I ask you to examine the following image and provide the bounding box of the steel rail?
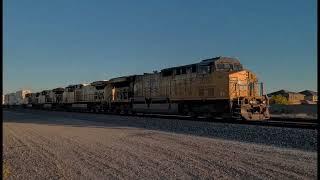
[4,107,318,130]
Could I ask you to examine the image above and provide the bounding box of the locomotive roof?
[161,56,241,72]
[41,90,51,93]
[200,56,241,65]
[299,90,317,96]
[66,84,87,88]
[161,63,197,72]
[52,87,65,92]
[109,75,135,83]
[91,80,109,86]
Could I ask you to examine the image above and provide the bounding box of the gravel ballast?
[3,110,317,179]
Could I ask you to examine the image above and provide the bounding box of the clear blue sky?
[4,0,317,94]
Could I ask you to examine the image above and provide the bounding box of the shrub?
[3,161,10,179]
[270,95,289,105]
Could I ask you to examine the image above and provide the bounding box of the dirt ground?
[3,110,317,179]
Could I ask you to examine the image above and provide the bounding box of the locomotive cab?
[199,56,243,73]
[197,57,269,120]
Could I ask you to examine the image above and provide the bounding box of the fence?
[269,104,317,118]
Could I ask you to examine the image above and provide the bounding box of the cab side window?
[199,65,211,74]
[181,67,187,74]
[216,63,236,71]
[192,65,197,73]
[217,64,223,69]
[175,68,181,75]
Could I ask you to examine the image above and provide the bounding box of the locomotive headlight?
[249,100,253,104]
[263,100,266,104]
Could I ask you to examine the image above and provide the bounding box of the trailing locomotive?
[8,56,270,120]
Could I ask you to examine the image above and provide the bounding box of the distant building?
[299,90,318,102]
[268,90,305,104]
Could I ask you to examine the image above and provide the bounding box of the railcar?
[50,88,65,110]
[4,93,17,107]
[104,75,136,113]
[89,80,110,112]
[62,84,87,111]
[4,90,31,108]
[24,92,40,108]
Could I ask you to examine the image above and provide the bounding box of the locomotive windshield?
[233,64,243,71]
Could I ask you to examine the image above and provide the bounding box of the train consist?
[4,56,270,120]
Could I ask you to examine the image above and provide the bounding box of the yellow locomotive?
[108,56,269,120]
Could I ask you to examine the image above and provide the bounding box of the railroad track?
[133,113,318,129]
[4,108,319,129]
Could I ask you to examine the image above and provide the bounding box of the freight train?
[4,56,270,120]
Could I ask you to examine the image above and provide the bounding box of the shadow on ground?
[3,109,317,151]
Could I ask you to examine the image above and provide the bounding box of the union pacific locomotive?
[10,56,270,120]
